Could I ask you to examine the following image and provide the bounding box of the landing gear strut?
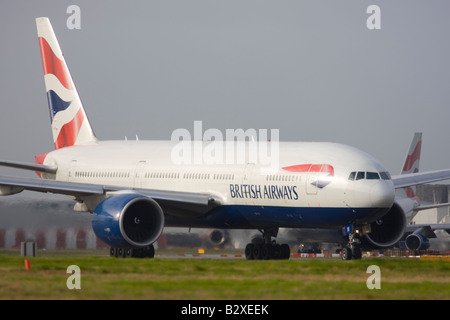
[245,228,290,260]
[341,235,362,260]
[110,244,155,258]
[341,224,368,260]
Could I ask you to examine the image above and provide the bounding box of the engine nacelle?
[363,201,406,248]
[0,185,24,196]
[92,193,164,248]
[405,233,430,250]
[209,229,230,246]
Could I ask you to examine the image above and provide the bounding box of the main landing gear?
[245,228,290,260]
[110,244,155,258]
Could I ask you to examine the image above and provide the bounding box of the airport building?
[414,184,450,224]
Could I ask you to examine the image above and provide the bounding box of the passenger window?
[348,172,356,181]
[356,172,365,180]
[366,172,380,180]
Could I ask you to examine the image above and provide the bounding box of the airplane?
[394,133,450,251]
[1,17,450,260]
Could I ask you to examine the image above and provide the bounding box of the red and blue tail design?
[36,17,97,149]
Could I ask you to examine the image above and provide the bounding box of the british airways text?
[229,184,299,200]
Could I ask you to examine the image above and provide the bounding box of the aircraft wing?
[391,169,450,189]
[0,175,217,207]
[404,224,450,240]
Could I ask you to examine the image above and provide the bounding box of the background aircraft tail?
[396,132,423,206]
[401,132,422,175]
[36,17,97,149]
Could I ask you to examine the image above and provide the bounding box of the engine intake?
[92,193,164,248]
[405,233,430,250]
[363,201,406,248]
[209,229,230,246]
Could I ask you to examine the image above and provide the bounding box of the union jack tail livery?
[36,17,97,149]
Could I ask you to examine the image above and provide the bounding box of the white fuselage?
[40,140,395,229]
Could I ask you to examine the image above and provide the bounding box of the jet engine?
[209,229,230,246]
[0,185,24,196]
[405,233,430,250]
[363,201,406,248]
[92,193,164,248]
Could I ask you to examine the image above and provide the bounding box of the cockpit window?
[356,171,365,180]
[380,171,391,180]
[349,171,392,181]
[366,172,380,180]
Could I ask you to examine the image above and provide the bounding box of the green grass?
[0,249,449,299]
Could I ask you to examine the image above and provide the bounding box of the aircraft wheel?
[118,247,126,258]
[110,245,155,258]
[133,244,155,258]
[280,244,290,260]
[262,244,273,260]
[144,244,155,258]
[245,243,255,260]
[272,244,281,259]
[341,247,352,260]
[124,248,133,258]
[352,247,362,260]
[245,243,290,260]
[253,244,263,259]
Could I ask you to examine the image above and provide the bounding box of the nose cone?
[370,181,395,208]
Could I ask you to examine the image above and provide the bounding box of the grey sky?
[0,1,449,198]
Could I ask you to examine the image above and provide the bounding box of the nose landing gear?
[341,223,370,260]
[341,233,362,260]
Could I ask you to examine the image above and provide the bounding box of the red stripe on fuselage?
[282,164,334,175]
[38,37,73,90]
[54,108,85,149]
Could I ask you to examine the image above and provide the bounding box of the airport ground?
[0,248,449,300]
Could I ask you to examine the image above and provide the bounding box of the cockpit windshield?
[348,171,391,181]
[379,171,391,180]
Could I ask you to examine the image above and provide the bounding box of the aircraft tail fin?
[396,132,422,207]
[401,132,422,175]
[36,17,97,149]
